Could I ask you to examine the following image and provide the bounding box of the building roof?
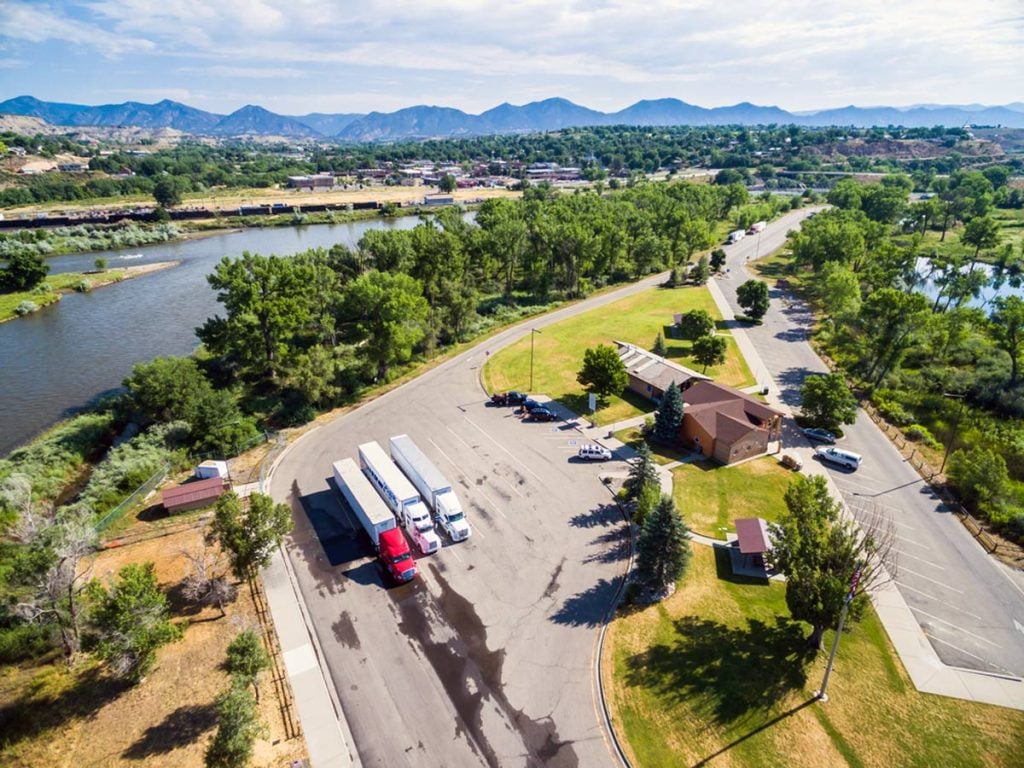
[615,341,707,393]
[682,380,782,425]
[735,517,772,554]
[162,476,228,510]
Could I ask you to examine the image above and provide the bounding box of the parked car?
[816,447,862,470]
[505,391,527,405]
[780,453,803,470]
[489,392,509,406]
[519,398,544,413]
[802,427,836,444]
[527,407,558,422]
[578,444,613,461]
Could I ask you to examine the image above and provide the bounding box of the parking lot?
[270,346,629,767]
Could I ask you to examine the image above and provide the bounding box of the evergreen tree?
[635,495,691,591]
[205,680,265,768]
[693,254,710,285]
[652,331,667,357]
[226,629,271,703]
[633,479,660,526]
[210,492,293,581]
[654,381,684,443]
[623,441,658,501]
[87,562,182,682]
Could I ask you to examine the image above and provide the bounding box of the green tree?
[692,254,710,285]
[1,251,49,291]
[692,334,727,372]
[817,262,861,320]
[990,296,1024,386]
[624,441,659,501]
[94,257,108,271]
[205,680,265,768]
[438,174,457,194]
[800,373,857,432]
[197,253,311,380]
[210,492,293,581]
[286,345,341,409]
[653,381,684,443]
[633,479,661,526]
[769,475,876,650]
[737,279,770,322]
[961,215,1000,267]
[947,446,1008,510]
[576,344,628,402]
[652,332,667,357]
[87,562,182,682]
[153,176,182,208]
[124,356,213,426]
[342,270,430,380]
[635,495,691,592]
[709,248,727,273]
[675,309,715,340]
[225,629,271,703]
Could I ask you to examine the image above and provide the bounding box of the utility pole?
[816,563,862,703]
[939,392,966,474]
[529,328,541,391]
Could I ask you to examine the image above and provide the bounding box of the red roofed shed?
[162,476,229,514]
[735,517,772,555]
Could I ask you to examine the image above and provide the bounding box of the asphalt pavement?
[718,212,1024,680]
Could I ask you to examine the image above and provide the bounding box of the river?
[0,217,430,456]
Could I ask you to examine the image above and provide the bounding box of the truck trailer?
[389,434,472,542]
[332,458,416,583]
[358,442,441,555]
[726,229,746,244]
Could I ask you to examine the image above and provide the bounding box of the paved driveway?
[719,217,1024,678]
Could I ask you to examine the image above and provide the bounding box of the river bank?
[0,260,180,323]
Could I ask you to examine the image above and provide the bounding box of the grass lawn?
[482,285,755,426]
[613,427,692,466]
[673,456,796,539]
[605,545,1024,768]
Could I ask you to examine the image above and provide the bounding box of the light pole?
[529,328,542,392]
[816,563,863,703]
[939,392,966,474]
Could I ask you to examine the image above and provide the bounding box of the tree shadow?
[625,614,814,726]
[568,502,622,529]
[584,527,631,565]
[0,665,130,749]
[549,577,619,628]
[122,703,218,758]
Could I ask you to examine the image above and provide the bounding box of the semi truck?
[332,458,417,583]
[726,229,746,244]
[747,220,767,234]
[358,441,441,555]
[389,434,472,542]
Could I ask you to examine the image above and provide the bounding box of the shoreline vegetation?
[0,260,180,323]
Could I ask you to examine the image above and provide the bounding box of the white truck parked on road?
[389,434,472,542]
[358,441,441,555]
[726,228,746,244]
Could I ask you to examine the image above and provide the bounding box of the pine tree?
[652,332,667,357]
[205,680,265,768]
[633,479,660,526]
[654,381,684,443]
[623,442,659,501]
[635,495,692,591]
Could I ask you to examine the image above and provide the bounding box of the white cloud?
[0,1,154,55]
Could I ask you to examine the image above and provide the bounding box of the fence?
[248,571,302,742]
[93,462,170,534]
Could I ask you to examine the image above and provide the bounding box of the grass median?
[482,284,755,426]
[605,544,1024,768]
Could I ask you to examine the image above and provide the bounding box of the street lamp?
[529,328,542,392]
[939,392,967,474]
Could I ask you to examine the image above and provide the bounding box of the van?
[817,447,862,470]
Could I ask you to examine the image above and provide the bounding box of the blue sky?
[1,1,1021,115]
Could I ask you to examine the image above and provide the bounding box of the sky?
[0,0,1022,116]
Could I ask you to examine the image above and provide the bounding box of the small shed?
[734,517,772,569]
[162,476,229,514]
[195,460,229,480]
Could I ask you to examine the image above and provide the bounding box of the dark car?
[520,398,544,413]
[527,407,558,422]
[505,391,527,405]
[489,392,509,406]
[802,427,837,444]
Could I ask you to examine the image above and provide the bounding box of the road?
[719,215,1024,679]
[268,270,680,767]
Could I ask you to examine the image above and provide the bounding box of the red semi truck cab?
[379,527,417,583]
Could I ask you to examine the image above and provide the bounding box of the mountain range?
[2,94,1024,142]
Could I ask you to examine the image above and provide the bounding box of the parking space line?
[910,607,1001,648]
[444,424,479,454]
[448,547,464,564]
[899,565,963,593]
[925,632,1009,672]
[898,583,983,620]
[892,547,944,568]
[499,473,525,498]
[477,489,508,520]
[893,533,932,549]
[463,415,543,481]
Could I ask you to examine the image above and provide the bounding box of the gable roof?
[615,341,708,392]
[735,517,772,554]
[162,476,228,510]
[682,380,782,425]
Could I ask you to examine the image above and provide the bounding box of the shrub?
[0,622,54,663]
[905,424,940,449]
[874,392,914,426]
[14,300,38,316]
[72,279,92,293]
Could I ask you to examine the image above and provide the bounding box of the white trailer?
[389,434,471,542]
[332,458,395,550]
[358,441,441,555]
[726,229,746,244]
[747,220,767,234]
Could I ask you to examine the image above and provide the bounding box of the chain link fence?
[93,461,170,534]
